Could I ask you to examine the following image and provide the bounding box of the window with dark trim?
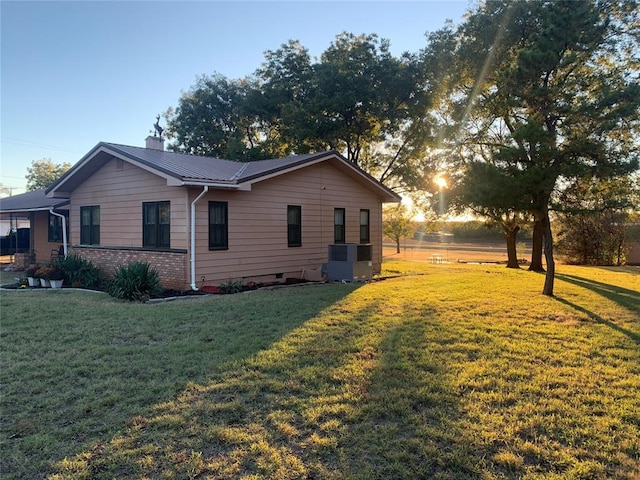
[334,208,345,243]
[287,205,302,247]
[80,206,100,245]
[209,201,228,250]
[143,201,170,248]
[360,209,370,243]
[48,211,68,243]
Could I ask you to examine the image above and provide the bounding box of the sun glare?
[434,176,447,188]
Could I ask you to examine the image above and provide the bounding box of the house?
[40,136,400,289]
[0,189,69,268]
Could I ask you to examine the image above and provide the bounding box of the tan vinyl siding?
[66,154,388,288]
[69,158,189,250]
[192,161,384,284]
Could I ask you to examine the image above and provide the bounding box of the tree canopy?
[441,0,640,294]
[166,33,438,195]
[25,158,71,191]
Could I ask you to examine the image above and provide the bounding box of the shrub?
[25,266,39,278]
[35,267,54,280]
[48,267,64,280]
[54,254,104,289]
[108,262,162,301]
[218,279,244,294]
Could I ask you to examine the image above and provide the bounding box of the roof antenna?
[153,115,164,138]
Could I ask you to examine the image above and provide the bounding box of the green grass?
[1,263,639,479]
[0,269,22,286]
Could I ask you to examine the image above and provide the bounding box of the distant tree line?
[165,0,639,295]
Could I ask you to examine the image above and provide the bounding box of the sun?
[434,176,448,188]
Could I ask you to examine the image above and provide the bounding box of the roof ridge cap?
[230,162,249,181]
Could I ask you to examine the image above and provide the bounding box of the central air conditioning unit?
[327,243,373,282]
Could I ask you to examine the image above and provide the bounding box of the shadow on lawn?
[337,314,480,478]
[555,273,640,345]
[555,273,640,314]
[48,287,382,478]
[4,284,364,480]
[48,285,480,479]
[554,296,640,345]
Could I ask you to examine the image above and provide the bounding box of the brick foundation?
[13,252,36,270]
[73,246,188,290]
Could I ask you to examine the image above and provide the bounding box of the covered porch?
[0,189,69,269]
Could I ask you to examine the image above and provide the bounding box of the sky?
[1,0,471,195]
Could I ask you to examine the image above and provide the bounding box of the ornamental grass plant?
[53,254,104,289]
[107,261,162,301]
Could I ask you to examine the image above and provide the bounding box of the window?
[334,208,345,243]
[143,201,170,248]
[48,211,68,243]
[209,201,228,250]
[287,205,302,247]
[360,209,370,243]
[80,206,100,245]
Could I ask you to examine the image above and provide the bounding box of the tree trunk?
[505,226,521,269]
[529,218,545,272]
[541,211,555,296]
[396,238,401,254]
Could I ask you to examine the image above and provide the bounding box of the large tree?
[441,0,640,295]
[165,74,281,161]
[166,33,439,195]
[26,158,71,191]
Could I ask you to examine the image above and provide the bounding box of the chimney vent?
[145,135,164,151]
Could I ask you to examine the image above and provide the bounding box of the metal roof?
[104,143,242,182]
[46,142,401,202]
[0,189,69,214]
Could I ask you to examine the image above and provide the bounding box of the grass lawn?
[1,263,638,479]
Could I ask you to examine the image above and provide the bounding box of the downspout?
[49,208,68,258]
[190,186,209,290]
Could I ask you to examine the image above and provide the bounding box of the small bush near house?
[54,254,104,289]
[34,266,55,280]
[107,261,162,301]
[218,278,245,294]
[24,266,39,278]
